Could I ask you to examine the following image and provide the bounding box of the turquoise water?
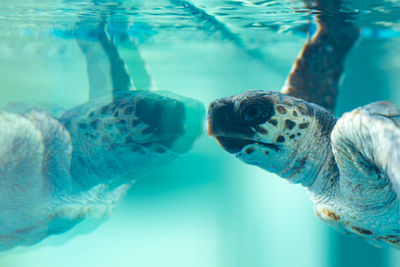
[0,0,400,266]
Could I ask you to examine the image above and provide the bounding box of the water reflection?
[0,17,204,250]
[0,0,400,266]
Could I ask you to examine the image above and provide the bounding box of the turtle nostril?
[208,101,220,114]
[209,102,216,110]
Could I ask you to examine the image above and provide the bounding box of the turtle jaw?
[214,136,280,154]
[214,136,256,154]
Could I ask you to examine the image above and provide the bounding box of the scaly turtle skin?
[208,0,400,249]
[208,91,400,249]
[0,24,204,250]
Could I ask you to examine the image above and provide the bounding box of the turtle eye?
[243,104,264,124]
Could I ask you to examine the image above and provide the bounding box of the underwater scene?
[1,0,400,266]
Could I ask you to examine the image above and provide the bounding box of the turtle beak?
[207,97,255,138]
[146,91,205,153]
[208,97,255,153]
[208,97,235,137]
[134,96,186,139]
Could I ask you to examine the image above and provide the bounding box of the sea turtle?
[208,0,400,249]
[0,23,204,250]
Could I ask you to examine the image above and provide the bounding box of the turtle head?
[208,90,335,185]
[96,91,204,154]
[62,90,205,188]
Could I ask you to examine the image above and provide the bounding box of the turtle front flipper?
[331,101,400,247]
[0,111,77,250]
[95,22,134,96]
[96,23,154,96]
[75,21,115,100]
[281,0,360,112]
[76,21,153,101]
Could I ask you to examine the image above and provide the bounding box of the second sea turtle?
[0,23,204,250]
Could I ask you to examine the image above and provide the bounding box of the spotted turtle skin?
[208,90,400,249]
[0,90,204,251]
[0,16,205,250]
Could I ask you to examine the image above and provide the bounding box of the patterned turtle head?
[208,90,335,185]
[61,90,205,188]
